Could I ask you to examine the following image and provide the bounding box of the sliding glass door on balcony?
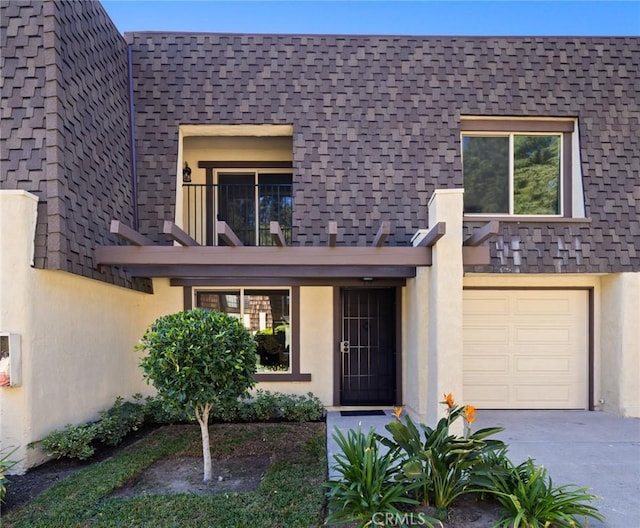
[183,171,292,246]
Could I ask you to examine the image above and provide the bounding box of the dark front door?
[340,288,396,406]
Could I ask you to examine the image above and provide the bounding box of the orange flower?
[443,393,455,409]
[393,406,403,420]
[464,405,477,424]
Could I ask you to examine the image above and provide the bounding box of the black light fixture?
[182,162,192,182]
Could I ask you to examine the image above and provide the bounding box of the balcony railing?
[182,183,292,246]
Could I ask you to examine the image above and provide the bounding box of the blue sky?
[101,1,639,36]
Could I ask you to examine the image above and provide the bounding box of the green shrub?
[142,395,188,424]
[245,389,280,421]
[0,446,19,503]
[481,457,604,528]
[39,423,98,460]
[276,392,325,422]
[325,427,424,527]
[95,396,146,446]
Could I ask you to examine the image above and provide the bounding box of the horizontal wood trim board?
[463,216,591,224]
[460,120,574,132]
[171,278,407,287]
[107,264,418,279]
[95,246,431,267]
[255,373,312,382]
[462,246,490,266]
[198,161,293,169]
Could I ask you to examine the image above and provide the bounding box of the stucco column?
[0,190,39,473]
[425,189,464,426]
[601,273,640,418]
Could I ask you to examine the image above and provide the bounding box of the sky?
[101,0,640,37]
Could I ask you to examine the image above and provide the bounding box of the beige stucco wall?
[0,191,182,472]
[600,273,640,417]
[402,268,429,419]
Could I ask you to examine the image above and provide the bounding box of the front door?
[340,288,396,406]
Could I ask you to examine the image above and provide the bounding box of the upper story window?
[461,118,582,218]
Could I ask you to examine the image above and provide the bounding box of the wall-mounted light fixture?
[182,162,192,182]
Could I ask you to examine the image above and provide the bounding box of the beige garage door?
[463,290,588,409]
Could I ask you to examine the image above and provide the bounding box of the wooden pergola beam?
[109,220,153,246]
[270,221,287,247]
[110,264,419,279]
[372,221,390,247]
[328,221,337,247]
[163,221,199,246]
[95,245,431,267]
[462,246,491,265]
[463,221,500,247]
[413,222,446,247]
[217,221,244,247]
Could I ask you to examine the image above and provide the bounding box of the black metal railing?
[182,183,292,246]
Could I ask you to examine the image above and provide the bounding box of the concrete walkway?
[326,410,640,528]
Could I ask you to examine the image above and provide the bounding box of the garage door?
[463,290,588,409]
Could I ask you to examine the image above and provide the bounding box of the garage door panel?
[514,326,572,344]
[515,385,572,405]
[465,356,509,373]
[514,297,573,315]
[515,356,571,373]
[464,297,509,315]
[463,325,509,344]
[464,383,510,403]
[463,290,588,409]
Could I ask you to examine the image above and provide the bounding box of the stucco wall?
[0,191,181,472]
[601,273,640,417]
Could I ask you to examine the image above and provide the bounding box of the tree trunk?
[195,403,212,481]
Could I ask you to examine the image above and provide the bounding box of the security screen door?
[340,288,396,406]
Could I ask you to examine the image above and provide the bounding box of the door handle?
[340,341,350,354]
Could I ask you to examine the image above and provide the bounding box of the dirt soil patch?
[110,455,271,498]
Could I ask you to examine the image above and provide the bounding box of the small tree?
[137,309,256,481]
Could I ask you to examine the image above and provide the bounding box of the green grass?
[3,423,327,528]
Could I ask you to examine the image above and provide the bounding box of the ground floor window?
[195,288,291,373]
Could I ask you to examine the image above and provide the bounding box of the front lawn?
[3,422,326,528]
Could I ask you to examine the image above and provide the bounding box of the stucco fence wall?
[0,191,182,472]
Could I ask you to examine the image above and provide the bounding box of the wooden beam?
[328,221,337,247]
[106,264,419,279]
[171,277,408,287]
[270,221,287,247]
[372,221,390,247]
[94,245,431,267]
[217,221,244,247]
[462,246,491,265]
[413,222,446,247]
[463,221,500,246]
[162,221,199,246]
[109,220,153,246]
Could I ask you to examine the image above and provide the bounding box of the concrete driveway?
[326,410,640,528]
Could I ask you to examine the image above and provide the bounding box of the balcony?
[182,180,292,246]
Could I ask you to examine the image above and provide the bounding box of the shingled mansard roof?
[1,0,638,289]
[129,33,638,274]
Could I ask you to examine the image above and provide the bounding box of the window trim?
[460,121,573,218]
[184,285,311,382]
